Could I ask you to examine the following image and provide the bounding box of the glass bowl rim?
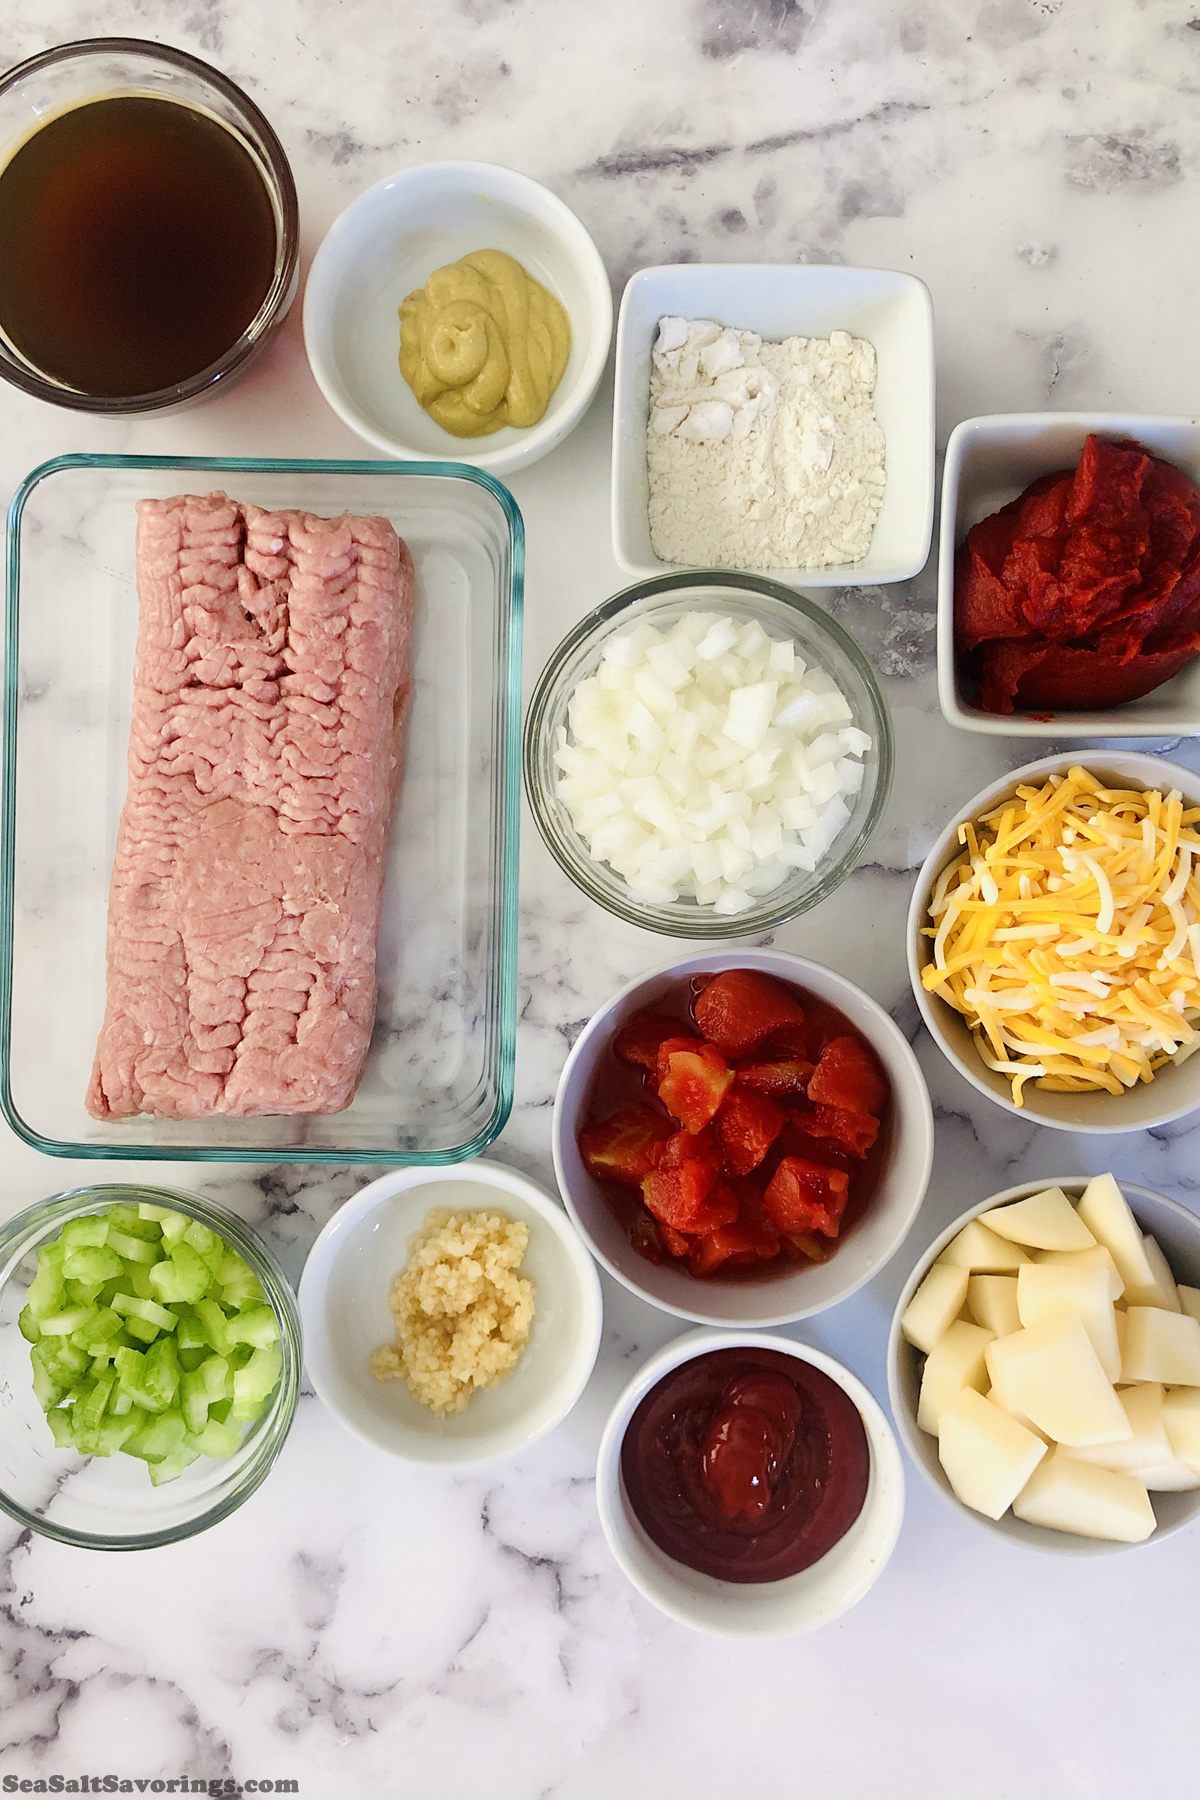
[0,36,300,414]
[0,1181,301,1550]
[523,569,895,938]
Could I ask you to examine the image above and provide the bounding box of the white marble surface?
[3,3,1200,1795]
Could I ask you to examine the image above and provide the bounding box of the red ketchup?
[621,1346,870,1583]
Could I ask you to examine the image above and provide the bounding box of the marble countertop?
[3,3,1199,1795]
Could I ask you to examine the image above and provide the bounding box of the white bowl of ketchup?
[596,1328,904,1638]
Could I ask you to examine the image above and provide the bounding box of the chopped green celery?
[64,1276,107,1307]
[31,1362,65,1409]
[183,1220,220,1259]
[32,1337,89,1386]
[231,1344,282,1421]
[127,1263,155,1300]
[60,1215,108,1250]
[176,1316,207,1354]
[106,1229,159,1264]
[148,1241,212,1305]
[46,1408,75,1449]
[209,1397,233,1424]
[27,1249,65,1314]
[224,1304,279,1350]
[143,1336,181,1408]
[114,1345,167,1414]
[217,1250,265,1310]
[18,1304,39,1344]
[159,1211,190,1247]
[148,1446,200,1485]
[126,1409,186,1460]
[194,1298,230,1355]
[111,1292,176,1331]
[105,1204,162,1240]
[62,1244,124,1284]
[38,1303,97,1338]
[180,1369,209,1434]
[123,1315,160,1345]
[187,1417,241,1458]
[110,1386,134,1417]
[178,1346,205,1372]
[96,1413,140,1455]
[71,1371,116,1453]
[76,1305,124,1352]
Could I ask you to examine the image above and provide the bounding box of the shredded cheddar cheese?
[922,767,1200,1105]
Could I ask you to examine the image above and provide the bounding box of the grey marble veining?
[2,3,1200,1796]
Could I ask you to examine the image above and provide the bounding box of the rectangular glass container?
[2,455,522,1162]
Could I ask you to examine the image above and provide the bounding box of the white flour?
[646,316,886,570]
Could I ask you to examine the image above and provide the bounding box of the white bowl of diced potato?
[888,1175,1200,1553]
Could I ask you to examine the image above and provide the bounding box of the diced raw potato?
[967,1274,1021,1338]
[1178,1285,1200,1326]
[1130,1460,1200,1491]
[938,1220,1031,1273]
[916,1320,994,1435]
[1076,1174,1156,1291]
[1123,1235,1182,1312]
[1162,1387,1200,1473]
[979,1187,1096,1252]
[1013,1448,1156,1543]
[900,1263,970,1354]
[985,1315,1131,1446]
[1121,1307,1200,1386]
[1066,1383,1172,1474]
[1037,1243,1124,1303]
[936,1387,1047,1519]
[983,1382,1050,1441]
[1015,1264,1121,1382]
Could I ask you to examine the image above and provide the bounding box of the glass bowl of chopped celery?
[524,572,893,937]
[0,1184,300,1549]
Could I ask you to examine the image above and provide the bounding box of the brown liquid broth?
[0,95,276,396]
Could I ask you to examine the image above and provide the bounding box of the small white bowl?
[553,949,934,1328]
[888,1178,1200,1555]
[298,1161,602,1465]
[938,412,1200,736]
[611,262,934,586]
[303,160,613,478]
[908,750,1200,1133]
[597,1328,904,1637]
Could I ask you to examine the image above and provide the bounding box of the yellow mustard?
[398,248,571,438]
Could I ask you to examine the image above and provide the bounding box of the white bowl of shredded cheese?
[909,752,1200,1132]
[298,1161,602,1465]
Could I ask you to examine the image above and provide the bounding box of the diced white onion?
[553,611,871,910]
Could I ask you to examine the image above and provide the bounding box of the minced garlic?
[922,766,1200,1104]
[370,1208,534,1415]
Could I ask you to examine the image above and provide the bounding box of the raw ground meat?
[86,493,414,1120]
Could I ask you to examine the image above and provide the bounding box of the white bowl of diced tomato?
[552,952,934,1327]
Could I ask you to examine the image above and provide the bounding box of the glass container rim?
[0,36,300,414]
[0,1182,301,1550]
[1,453,523,1163]
[523,570,895,938]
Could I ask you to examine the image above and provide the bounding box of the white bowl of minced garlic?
[299,1161,602,1465]
[909,751,1200,1133]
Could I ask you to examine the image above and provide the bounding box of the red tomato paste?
[620,1345,870,1582]
[576,969,890,1279]
[956,434,1200,714]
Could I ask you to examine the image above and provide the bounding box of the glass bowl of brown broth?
[0,38,299,412]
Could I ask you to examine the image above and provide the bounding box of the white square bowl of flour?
[612,263,934,587]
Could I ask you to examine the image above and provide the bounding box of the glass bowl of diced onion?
[0,1184,300,1549]
[908,751,1200,1132]
[524,572,894,937]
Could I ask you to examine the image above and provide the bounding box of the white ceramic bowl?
[611,262,934,586]
[908,750,1200,1133]
[553,950,934,1327]
[888,1177,1200,1555]
[938,412,1200,735]
[597,1328,904,1637]
[298,1161,602,1465]
[303,160,613,478]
